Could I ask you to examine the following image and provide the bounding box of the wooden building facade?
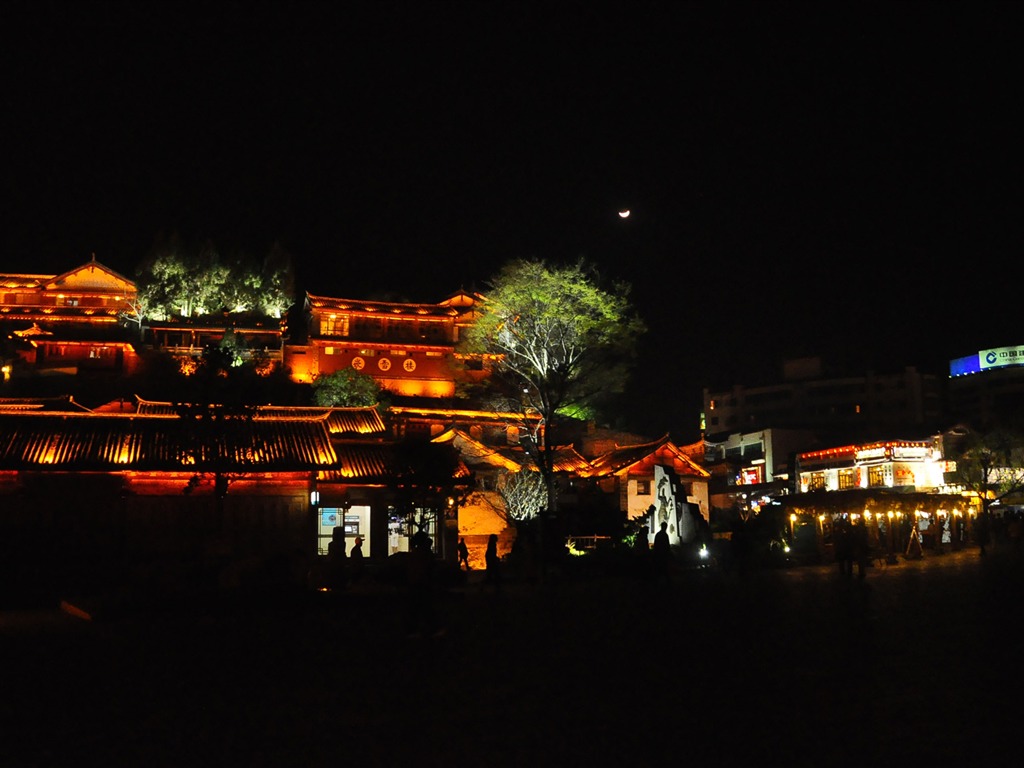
[1,257,142,377]
[286,289,489,396]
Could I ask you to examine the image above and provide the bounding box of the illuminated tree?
[220,242,295,318]
[135,236,293,320]
[460,258,646,514]
[494,469,547,526]
[118,288,150,339]
[312,368,385,407]
[254,242,296,318]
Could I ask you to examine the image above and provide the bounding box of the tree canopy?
[950,426,1024,516]
[133,236,295,321]
[311,368,385,408]
[460,258,646,512]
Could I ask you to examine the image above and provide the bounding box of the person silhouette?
[484,533,501,593]
[652,521,671,584]
[326,526,347,591]
[349,535,364,584]
[458,537,470,570]
[975,511,992,556]
[834,517,853,577]
[850,518,869,580]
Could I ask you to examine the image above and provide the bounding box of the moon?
[618,209,630,218]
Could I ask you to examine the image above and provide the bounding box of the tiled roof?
[269,407,387,436]
[133,398,387,436]
[587,435,710,479]
[390,405,540,426]
[549,445,595,474]
[306,293,470,318]
[0,412,339,472]
[488,443,594,474]
[0,273,52,289]
[432,428,594,474]
[319,442,393,481]
[431,428,523,470]
[45,259,136,292]
[319,441,471,484]
[0,396,93,413]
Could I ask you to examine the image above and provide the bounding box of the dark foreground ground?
[3,546,1023,767]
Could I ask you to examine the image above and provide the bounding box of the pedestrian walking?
[458,537,470,570]
[349,535,364,584]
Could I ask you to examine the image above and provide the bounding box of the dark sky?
[2,1,1021,440]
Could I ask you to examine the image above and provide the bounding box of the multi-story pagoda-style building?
[1,256,141,377]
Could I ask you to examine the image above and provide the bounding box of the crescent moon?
[618,209,630,218]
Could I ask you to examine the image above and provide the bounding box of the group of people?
[833,516,870,579]
[457,535,502,591]
[325,527,364,590]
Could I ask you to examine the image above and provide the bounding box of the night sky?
[3,1,1021,440]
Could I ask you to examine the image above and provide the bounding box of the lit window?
[636,480,651,495]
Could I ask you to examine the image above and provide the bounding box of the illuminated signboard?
[949,354,979,376]
[950,345,1024,376]
[955,345,1024,374]
[893,462,916,486]
[740,466,763,485]
[857,447,888,460]
[981,346,1024,370]
[893,446,928,459]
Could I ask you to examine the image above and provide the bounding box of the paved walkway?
[3,545,1022,767]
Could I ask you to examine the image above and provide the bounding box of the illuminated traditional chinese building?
[146,315,286,373]
[285,289,488,396]
[587,435,711,546]
[1,256,141,376]
[0,398,471,601]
